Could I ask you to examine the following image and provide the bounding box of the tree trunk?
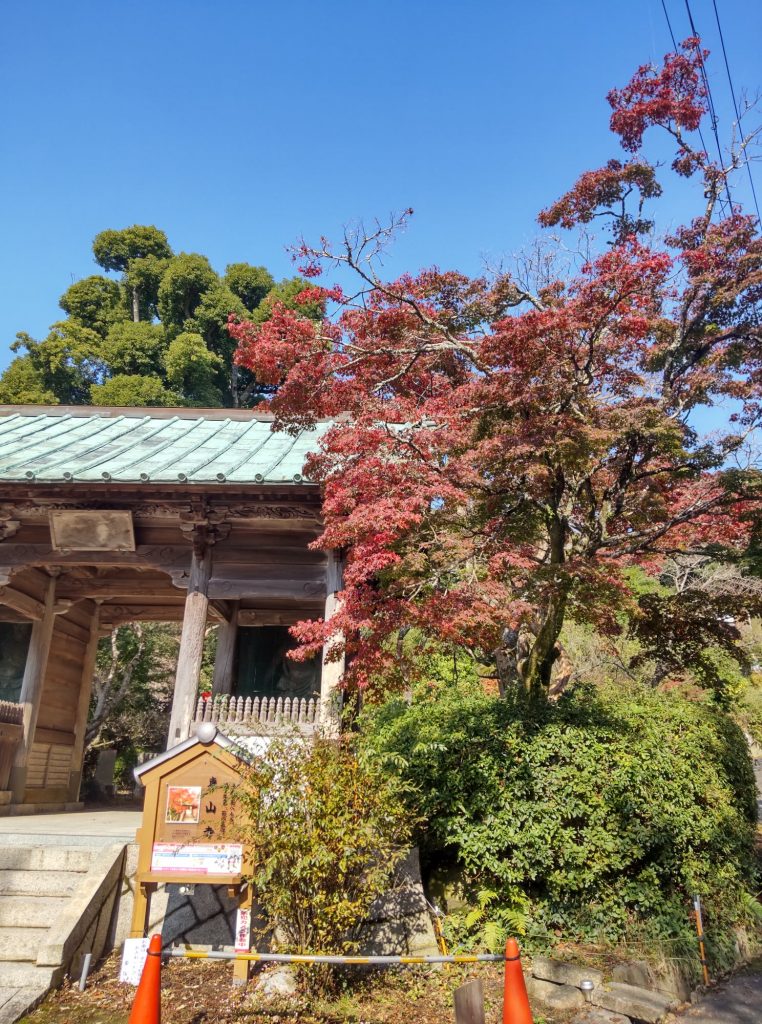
[519,586,569,696]
[495,587,570,700]
[131,286,140,322]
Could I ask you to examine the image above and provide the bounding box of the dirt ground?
[19,953,571,1024]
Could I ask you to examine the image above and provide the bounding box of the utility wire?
[660,0,678,48]
[683,0,735,213]
[711,0,762,224]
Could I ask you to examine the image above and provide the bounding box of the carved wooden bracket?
[0,515,20,543]
[179,520,231,557]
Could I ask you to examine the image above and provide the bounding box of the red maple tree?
[231,38,762,698]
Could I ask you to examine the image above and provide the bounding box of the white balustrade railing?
[193,693,319,734]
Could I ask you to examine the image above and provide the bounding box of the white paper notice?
[234,907,251,952]
[120,937,150,985]
[150,842,243,875]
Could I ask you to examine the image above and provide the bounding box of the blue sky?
[1,0,761,373]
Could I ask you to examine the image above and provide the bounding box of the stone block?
[572,1010,632,1024]
[612,959,691,1004]
[256,966,298,998]
[527,976,585,1011]
[593,982,673,1023]
[532,955,604,990]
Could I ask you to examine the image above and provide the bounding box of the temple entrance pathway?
[670,964,762,1023]
[0,808,140,846]
[0,809,139,1023]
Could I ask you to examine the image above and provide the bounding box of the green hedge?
[359,680,759,965]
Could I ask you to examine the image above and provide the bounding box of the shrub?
[227,736,414,991]
[359,679,759,969]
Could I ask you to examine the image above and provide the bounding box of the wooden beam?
[98,605,186,625]
[9,575,56,801]
[0,586,44,620]
[0,544,190,571]
[167,546,212,746]
[57,576,177,600]
[237,609,314,626]
[68,603,100,801]
[212,602,239,695]
[210,599,232,622]
[320,551,344,737]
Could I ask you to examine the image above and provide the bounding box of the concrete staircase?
[0,839,126,1023]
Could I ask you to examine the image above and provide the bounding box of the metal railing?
[194,693,319,735]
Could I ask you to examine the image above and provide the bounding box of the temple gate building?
[0,405,343,812]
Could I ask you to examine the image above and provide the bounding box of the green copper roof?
[0,407,328,485]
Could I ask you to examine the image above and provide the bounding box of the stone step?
[593,981,674,1023]
[0,897,68,928]
[0,870,82,898]
[0,984,51,1024]
[0,927,48,963]
[0,847,91,872]
[0,961,58,990]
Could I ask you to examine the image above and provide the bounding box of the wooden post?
[167,545,212,747]
[130,881,157,939]
[68,602,102,801]
[319,552,344,735]
[9,574,57,802]
[232,883,253,987]
[212,602,239,696]
[454,979,486,1024]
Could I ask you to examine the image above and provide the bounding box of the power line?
[683,0,735,214]
[711,0,762,224]
[660,0,678,48]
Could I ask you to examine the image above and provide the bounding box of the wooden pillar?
[68,602,102,801]
[9,574,57,802]
[167,545,212,747]
[212,602,239,696]
[319,552,344,736]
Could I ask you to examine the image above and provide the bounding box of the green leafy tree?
[1,224,289,407]
[2,323,104,405]
[225,263,275,311]
[249,275,324,325]
[91,374,175,407]
[157,253,219,327]
[360,675,759,969]
[0,356,58,404]
[58,276,127,337]
[124,255,171,322]
[101,321,168,377]
[84,623,179,790]
[164,331,224,407]
[93,226,173,321]
[226,735,413,993]
[183,282,247,374]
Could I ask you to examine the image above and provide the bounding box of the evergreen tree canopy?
[1,225,322,408]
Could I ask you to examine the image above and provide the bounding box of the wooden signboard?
[131,726,253,983]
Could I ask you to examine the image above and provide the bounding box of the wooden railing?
[194,693,319,735]
[0,700,23,725]
[0,700,24,791]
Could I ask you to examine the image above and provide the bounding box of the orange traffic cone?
[128,933,162,1024]
[502,937,533,1024]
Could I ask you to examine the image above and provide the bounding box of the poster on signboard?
[150,841,243,875]
[165,785,202,823]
